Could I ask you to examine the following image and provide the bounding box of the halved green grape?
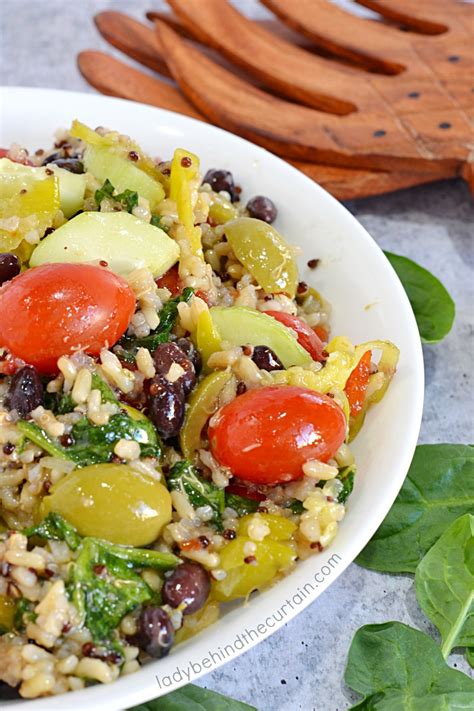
[238,513,297,541]
[224,217,298,297]
[40,464,172,546]
[212,536,296,602]
[210,306,311,368]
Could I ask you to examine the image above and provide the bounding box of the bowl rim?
[0,86,424,710]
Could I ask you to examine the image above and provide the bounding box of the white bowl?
[0,87,424,710]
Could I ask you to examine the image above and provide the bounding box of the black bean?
[5,366,43,417]
[203,169,239,202]
[153,342,196,396]
[246,195,277,224]
[147,374,185,439]
[134,606,175,658]
[252,345,283,372]
[174,337,202,374]
[0,253,20,286]
[45,157,84,174]
[162,562,211,615]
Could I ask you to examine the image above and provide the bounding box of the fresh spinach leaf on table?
[129,684,257,711]
[384,251,455,344]
[357,444,474,573]
[345,622,474,710]
[415,513,474,658]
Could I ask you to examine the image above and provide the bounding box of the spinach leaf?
[285,500,305,515]
[129,684,256,710]
[43,390,75,415]
[150,215,170,233]
[225,493,259,517]
[168,460,225,531]
[25,511,81,550]
[357,444,474,573]
[24,513,178,645]
[116,288,194,361]
[467,648,474,668]
[91,372,118,404]
[71,538,156,643]
[13,598,37,632]
[18,411,161,468]
[345,622,474,710]
[384,251,455,344]
[95,179,139,213]
[415,513,474,658]
[337,465,355,504]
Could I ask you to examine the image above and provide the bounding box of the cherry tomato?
[345,350,372,417]
[0,263,135,374]
[209,386,346,485]
[265,311,325,362]
[156,265,181,296]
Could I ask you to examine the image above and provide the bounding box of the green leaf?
[24,512,82,550]
[225,493,259,517]
[337,465,356,504]
[95,179,139,213]
[384,251,455,344]
[345,621,474,710]
[415,514,474,658]
[116,288,194,361]
[467,648,474,668]
[357,444,474,573]
[168,460,225,531]
[18,410,161,468]
[129,684,256,711]
[150,214,170,233]
[95,178,115,205]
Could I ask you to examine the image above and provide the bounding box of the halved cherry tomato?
[264,311,325,362]
[156,264,181,296]
[209,386,346,485]
[0,263,135,374]
[345,350,372,417]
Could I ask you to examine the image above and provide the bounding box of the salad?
[0,122,399,699]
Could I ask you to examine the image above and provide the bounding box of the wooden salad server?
[153,20,469,172]
[78,49,456,200]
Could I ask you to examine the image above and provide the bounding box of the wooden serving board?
[78,1,473,199]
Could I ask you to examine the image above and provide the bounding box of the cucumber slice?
[0,158,85,219]
[84,146,165,210]
[210,306,311,369]
[30,211,179,277]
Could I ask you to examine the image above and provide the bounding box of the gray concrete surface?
[1,1,473,709]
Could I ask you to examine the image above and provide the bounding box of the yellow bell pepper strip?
[175,601,220,643]
[180,369,232,459]
[0,164,59,259]
[348,340,400,440]
[169,147,202,256]
[194,309,223,371]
